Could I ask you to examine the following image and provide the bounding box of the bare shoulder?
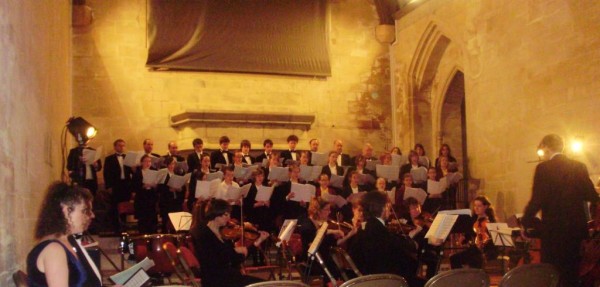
[40,241,67,258]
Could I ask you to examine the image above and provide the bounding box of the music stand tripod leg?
[314,252,337,287]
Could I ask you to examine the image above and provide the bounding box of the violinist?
[190,198,268,287]
[450,195,498,269]
[297,197,356,283]
[348,191,424,287]
[404,197,441,279]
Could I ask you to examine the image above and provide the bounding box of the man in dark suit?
[280,134,299,166]
[348,191,423,287]
[523,134,598,287]
[187,138,207,172]
[210,135,233,169]
[333,139,352,166]
[165,141,185,162]
[67,143,102,197]
[240,139,254,165]
[103,139,134,233]
[142,138,161,158]
[255,139,273,165]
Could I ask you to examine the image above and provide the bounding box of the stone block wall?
[73,0,391,164]
[392,0,600,218]
[0,0,72,285]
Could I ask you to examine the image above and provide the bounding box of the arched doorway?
[439,71,467,178]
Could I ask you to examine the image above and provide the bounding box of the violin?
[473,217,490,249]
[221,219,260,246]
[413,212,434,229]
[327,219,353,234]
[387,219,416,235]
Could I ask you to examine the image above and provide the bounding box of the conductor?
[522,134,599,287]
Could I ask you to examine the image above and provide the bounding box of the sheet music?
[110,257,155,285]
[206,171,224,181]
[403,187,428,205]
[167,173,191,189]
[446,172,463,185]
[299,165,323,182]
[424,213,459,241]
[268,167,290,181]
[329,174,344,189]
[410,166,428,182]
[487,223,518,247]
[195,178,220,199]
[322,192,347,208]
[123,269,150,287]
[155,168,169,184]
[357,173,375,185]
[376,164,400,181]
[438,209,472,216]
[391,154,407,166]
[225,183,252,201]
[141,169,159,185]
[82,146,103,163]
[150,156,162,169]
[168,212,192,231]
[308,222,328,256]
[385,187,396,202]
[261,158,269,167]
[175,161,189,173]
[233,165,258,180]
[123,151,143,167]
[365,160,381,171]
[418,156,430,167]
[427,178,448,195]
[347,191,366,203]
[277,219,298,247]
[310,152,327,166]
[255,185,274,202]
[290,183,316,203]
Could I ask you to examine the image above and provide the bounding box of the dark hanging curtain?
[146,0,331,77]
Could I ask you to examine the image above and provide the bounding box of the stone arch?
[407,21,451,156]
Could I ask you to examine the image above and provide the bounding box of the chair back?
[424,269,490,287]
[12,270,28,287]
[498,263,559,287]
[177,246,202,287]
[246,280,310,287]
[339,273,409,287]
[330,247,363,281]
[161,241,185,282]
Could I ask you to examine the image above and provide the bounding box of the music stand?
[305,223,338,286]
[487,223,516,274]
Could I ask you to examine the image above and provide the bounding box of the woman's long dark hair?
[473,195,496,222]
[35,182,92,239]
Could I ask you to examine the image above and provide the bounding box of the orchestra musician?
[322,151,344,177]
[450,195,498,269]
[187,138,207,173]
[210,136,234,169]
[254,139,273,166]
[522,134,599,287]
[404,197,442,279]
[348,191,424,287]
[27,182,99,287]
[190,198,268,287]
[132,154,158,234]
[297,197,356,283]
[280,134,299,166]
[240,139,254,165]
[157,156,186,233]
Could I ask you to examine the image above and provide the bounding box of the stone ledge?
[170,110,315,130]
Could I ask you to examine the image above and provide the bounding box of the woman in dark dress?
[190,198,268,287]
[27,182,94,287]
[132,154,158,234]
[157,156,186,233]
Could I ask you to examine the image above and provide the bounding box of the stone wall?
[392,0,600,218]
[73,0,391,164]
[0,0,72,285]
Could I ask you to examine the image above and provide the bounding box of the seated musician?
[297,197,356,282]
[190,198,269,287]
[348,191,424,287]
[450,195,498,269]
[404,197,442,280]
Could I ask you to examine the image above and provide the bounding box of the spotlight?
[571,137,583,154]
[66,117,97,146]
[537,149,545,157]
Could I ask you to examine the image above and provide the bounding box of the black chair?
[338,273,409,287]
[498,263,559,287]
[424,269,489,287]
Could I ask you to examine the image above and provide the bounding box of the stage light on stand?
[570,137,583,154]
[66,117,97,146]
[536,149,545,158]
